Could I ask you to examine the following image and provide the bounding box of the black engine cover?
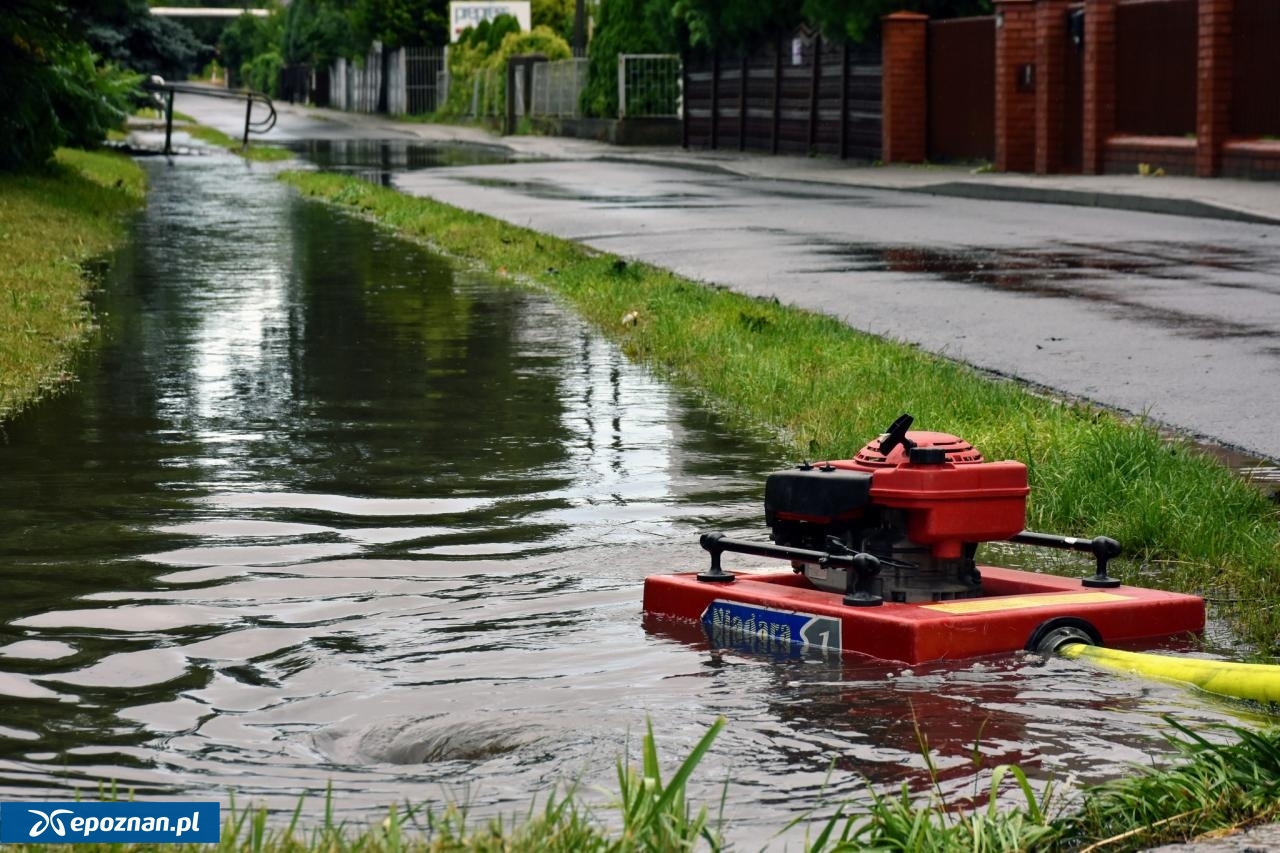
[764,467,873,526]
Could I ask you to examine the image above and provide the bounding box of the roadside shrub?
[533,0,576,43]
[484,13,522,52]
[1,42,140,172]
[439,23,570,121]
[581,0,677,118]
[478,27,571,118]
[242,50,283,96]
[219,9,283,88]
[440,37,492,116]
[462,19,491,48]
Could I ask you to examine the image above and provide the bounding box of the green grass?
[184,124,292,162]
[0,720,727,853]
[1050,719,1280,851]
[0,148,146,422]
[808,718,1280,852]
[803,722,1062,852]
[277,169,1280,655]
[4,718,1279,852]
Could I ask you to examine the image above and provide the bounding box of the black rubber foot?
[843,593,883,607]
[1083,576,1122,588]
[697,571,736,583]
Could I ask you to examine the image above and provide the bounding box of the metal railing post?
[164,90,175,155]
[617,54,626,118]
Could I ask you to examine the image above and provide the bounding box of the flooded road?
[0,149,1269,846]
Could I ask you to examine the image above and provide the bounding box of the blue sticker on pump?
[702,600,842,656]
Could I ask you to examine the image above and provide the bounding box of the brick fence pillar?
[1082,0,1117,174]
[1035,0,1071,174]
[994,0,1037,172]
[1196,0,1233,177]
[881,11,928,164]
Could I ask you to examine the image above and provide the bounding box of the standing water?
[0,150,1262,846]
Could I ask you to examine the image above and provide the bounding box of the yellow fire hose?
[1059,643,1280,705]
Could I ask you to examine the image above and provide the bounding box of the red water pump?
[765,414,1028,602]
[697,414,1122,605]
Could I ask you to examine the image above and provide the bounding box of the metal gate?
[926,16,995,162]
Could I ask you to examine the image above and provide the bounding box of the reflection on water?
[287,139,515,186]
[0,152,1266,847]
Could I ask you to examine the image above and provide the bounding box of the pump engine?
[764,415,1030,602]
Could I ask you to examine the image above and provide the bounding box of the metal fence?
[1116,0,1196,136]
[469,67,502,118]
[1232,0,1280,135]
[927,17,994,162]
[329,51,382,113]
[432,53,679,123]
[329,44,445,115]
[403,47,445,114]
[530,58,588,118]
[618,54,681,118]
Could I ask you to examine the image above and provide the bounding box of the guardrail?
[142,78,277,155]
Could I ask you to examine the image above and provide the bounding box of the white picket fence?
[329,44,445,115]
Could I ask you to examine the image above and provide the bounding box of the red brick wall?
[1034,0,1070,174]
[1103,135,1197,176]
[881,12,928,163]
[1082,0,1116,174]
[1221,139,1280,180]
[1197,0,1234,176]
[967,0,1278,179]
[995,0,1037,172]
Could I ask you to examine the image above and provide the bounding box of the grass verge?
[1044,718,1280,852]
[3,718,1279,851]
[0,720,727,853]
[0,149,146,423]
[183,123,292,162]
[814,719,1280,852]
[278,169,1280,655]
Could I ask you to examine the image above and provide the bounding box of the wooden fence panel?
[845,48,882,160]
[683,32,882,161]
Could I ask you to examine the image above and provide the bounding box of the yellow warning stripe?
[922,591,1127,615]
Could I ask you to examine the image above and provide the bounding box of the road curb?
[904,181,1280,227]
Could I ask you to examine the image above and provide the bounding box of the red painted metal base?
[642,566,1205,664]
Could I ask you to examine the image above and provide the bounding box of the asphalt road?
[171,92,1280,463]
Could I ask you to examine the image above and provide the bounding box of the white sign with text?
[449,2,532,42]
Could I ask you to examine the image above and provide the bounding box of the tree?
[352,0,448,49]
[85,0,211,79]
[1,0,143,171]
[533,0,575,43]
[219,9,282,85]
[581,0,678,117]
[671,0,798,50]
[282,0,355,66]
[802,0,991,43]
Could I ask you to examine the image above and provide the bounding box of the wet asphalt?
[168,92,1280,464]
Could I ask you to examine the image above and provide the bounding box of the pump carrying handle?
[1010,531,1122,587]
[696,533,883,605]
[876,413,916,457]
